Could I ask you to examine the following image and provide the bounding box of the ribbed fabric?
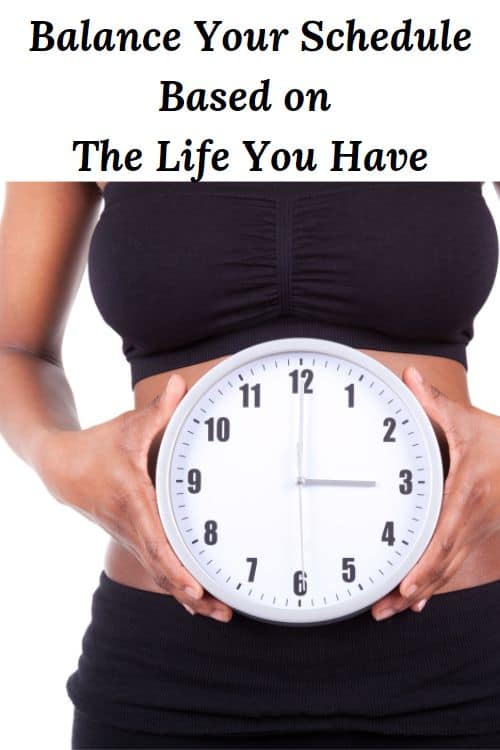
[71,709,500,749]
[67,572,500,739]
[127,316,470,387]
[87,182,498,388]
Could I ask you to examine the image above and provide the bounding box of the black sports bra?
[88,182,498,388]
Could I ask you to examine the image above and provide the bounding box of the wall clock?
[156,338,443,625]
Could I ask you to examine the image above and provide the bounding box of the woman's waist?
[105,533,500,599]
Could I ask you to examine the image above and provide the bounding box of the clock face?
[156,338,443,625]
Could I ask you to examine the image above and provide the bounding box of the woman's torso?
[94,181,500,597]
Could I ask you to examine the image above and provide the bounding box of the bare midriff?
[104,349,500,598]
[95,185,500,598]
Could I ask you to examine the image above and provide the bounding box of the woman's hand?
[372,366,500,621]
[37,373,233,623]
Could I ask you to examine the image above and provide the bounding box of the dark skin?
[1,181,500,624]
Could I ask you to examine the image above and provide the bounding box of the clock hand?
[296,379,305,581]
[297,377,304,479]
[298,478,377,487]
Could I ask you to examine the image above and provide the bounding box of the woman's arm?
[0,183,99,468]
[0,183,231,621]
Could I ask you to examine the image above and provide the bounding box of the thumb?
[135,373,188,446]
[147,373,188,427]
[402,366,459,446]
[134,374,189,472]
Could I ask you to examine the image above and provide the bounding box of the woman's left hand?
[371,366,500,621]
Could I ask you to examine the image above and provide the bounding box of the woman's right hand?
[36,373,233,623]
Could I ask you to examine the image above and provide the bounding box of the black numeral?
[246,557,257,582]
[399,469,413,495]
[342,557,356,582]
[204,520,218,545]
[345,383,355,408]
[293,570,308,595]
[382,521,396,546]
[289,369,314,394]
[205,417,230,442]
[383,417,397,442]
[240,383,261,408]
[187,468,201,494]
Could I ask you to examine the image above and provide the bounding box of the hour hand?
[297,477,377,487]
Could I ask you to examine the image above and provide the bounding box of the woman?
[1,181,500,749]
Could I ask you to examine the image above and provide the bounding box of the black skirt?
[67,572,500,743]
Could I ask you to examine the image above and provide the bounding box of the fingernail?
[374,608,396,621]
[414,599,428,612]
[184,586,203,600]
[404,584,418,598]
[412,368,423,384]
[211,609,230,623]
[166,375,177,394]
[183,604,195,615]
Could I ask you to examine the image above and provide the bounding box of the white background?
[1,1,500,748]
[0,0,499,179]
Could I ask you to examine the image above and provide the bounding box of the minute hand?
[298,478,377,487]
